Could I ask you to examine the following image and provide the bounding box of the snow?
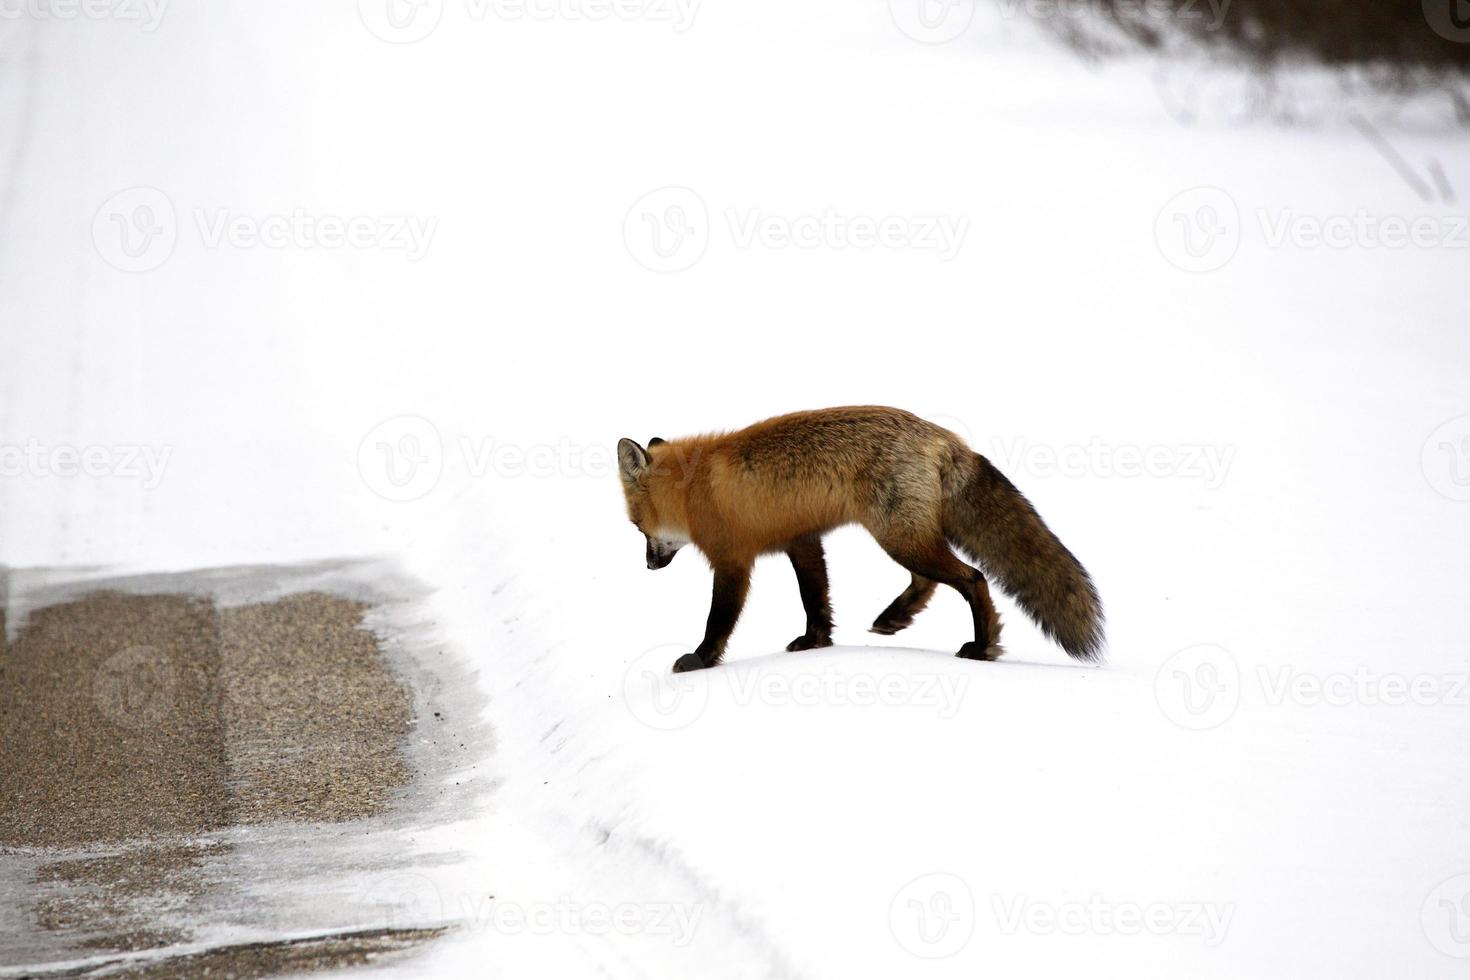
[2,0,1469,977]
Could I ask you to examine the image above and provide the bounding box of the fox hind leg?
[872,532,1002,660]
[785,534,834,652]
[954,574,1004,662]
[870,573,937,636]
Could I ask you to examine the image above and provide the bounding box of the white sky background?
[1,1,1469,977]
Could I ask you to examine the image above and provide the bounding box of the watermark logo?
[1423,0,1470,44]
[92,187,437,271]
[623,644,710,730]
[357,0,444,42]
[351,423,678,500]
[1157,182,1467,272]
[93,186,177,273]
[1158,649,1465,729]
[624,187,970,271]
[889,872,1234,950]
[358,872,448,929]
[889,872,975,958]
[1155,186,1240,273]
[1422,416,1470,501]
[1150,67,1247,129]
[93,645,178,729]
[357,416,444,502]
[1422,874,1470,958]
[888,0,974,43]
[926,413,977,450]
[1154,644,1240,730]
[624,186,709,273]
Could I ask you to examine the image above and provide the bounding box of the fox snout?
[646,536,682,570]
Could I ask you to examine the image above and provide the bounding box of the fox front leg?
[785,534,834,651]
[672,563,752,673]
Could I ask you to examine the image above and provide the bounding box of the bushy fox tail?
[943,452,1104,662]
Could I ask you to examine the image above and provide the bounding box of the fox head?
[618,437,688,570]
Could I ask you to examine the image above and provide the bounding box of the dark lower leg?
[956,575,1003,661]
[871,573,937,635]
[673,563,752,672]
[786,535,833,651]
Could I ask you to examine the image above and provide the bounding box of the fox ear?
[617,438,650,484]
[648,437,666,447]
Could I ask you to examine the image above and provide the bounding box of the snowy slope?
[2,0,1469,977]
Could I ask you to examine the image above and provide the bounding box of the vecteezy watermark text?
[357,873,703,944]
[991,894,1235,946]
[887,871,1234,958]
[0,0,168,29]
[1155,186,1470,273]
[623,646,970,731]
[1155,644,1470,731]
[624,187,970,273]
[357,0,699,43]
[357,418,632,502]
[93,187,437,272]
[460,896,702,945]
[989,436,1235,488]
[194,209,436,259]
[357,416,736,502]
[1257,665,1470,708]
[725,208,969,261]
[0,439,171,489]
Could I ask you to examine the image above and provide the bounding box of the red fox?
[617,407,1103,673]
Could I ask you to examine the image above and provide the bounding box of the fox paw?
[672,653,710,673]
[870,615,915,636]
[956,641,1004,662]
[786,633,833,652]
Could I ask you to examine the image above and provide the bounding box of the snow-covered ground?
[2,0,1469,977]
